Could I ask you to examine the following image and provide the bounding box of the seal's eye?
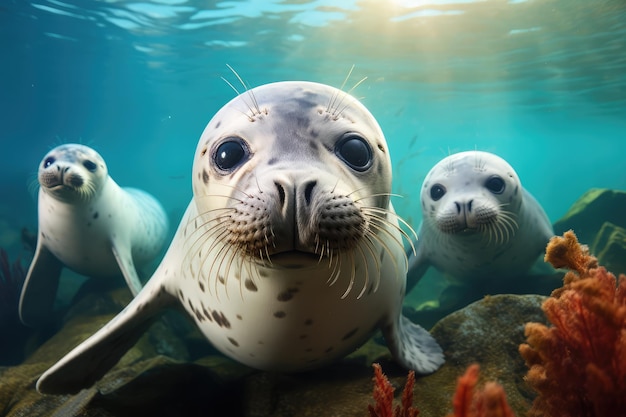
[83,160,97,172]
[430,184,446,201]
[336,134,372,172]
[43,157,55,168]
[485,176,505,194]
[214,138,249,172]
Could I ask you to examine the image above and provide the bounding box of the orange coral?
[446,364,515,417]
[520,230,626,417]
[368,363,419,417]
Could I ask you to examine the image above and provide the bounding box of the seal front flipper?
[406,239,431,294]
[111,238,143,296]
[19,242,63,327]
[383,315,444,374]
[36,278,175,395]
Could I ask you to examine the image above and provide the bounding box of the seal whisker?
[223,64,262,118]
[360,206,418,252]
[340,250,357,299]
[352,192,403,202]
[365,225,403,280]
[366,217,407,272]
[327,65,354,114]
[361,233,382,292]
[206,238,230,298]
[355,241,370,299]
[226,64,262,116]
[335,76,367,117]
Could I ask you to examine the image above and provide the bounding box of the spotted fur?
[36,82,444,395]
[19,144,169,327]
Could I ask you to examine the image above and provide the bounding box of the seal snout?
[40,164,84,189]
[454,199,475,229]
[226,174,366,261]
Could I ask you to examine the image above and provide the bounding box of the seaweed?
[519,230,626,417]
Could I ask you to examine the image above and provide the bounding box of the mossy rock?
[592,222,626,275]
[553,188,626,246]
[413,294,548,417]
[1,291,547,416]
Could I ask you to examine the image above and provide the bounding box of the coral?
[519,230,626,417]
[368,363,419,417]
[446,364,515,417]
[368,364,515,417]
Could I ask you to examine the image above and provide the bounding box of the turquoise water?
[0,0,625,323]
[2,0,625,252]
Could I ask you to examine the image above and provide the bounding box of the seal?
[36,81,444,395]
[406,150,554,294]
[19,144,169,327]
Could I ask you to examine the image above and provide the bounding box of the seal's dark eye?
[336,134,372,172]
[485,176,505,194]
[430,184,446,201]
[214,139,249,172]
[83,160,97,172]
[43,157,55,168]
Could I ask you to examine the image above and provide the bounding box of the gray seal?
[19,144,169,326]
[407,150,554,295]
[36,81,444,395]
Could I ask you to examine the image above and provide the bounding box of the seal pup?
[19,144,169,327]
[36,80,444,395]
[406,150,554,296]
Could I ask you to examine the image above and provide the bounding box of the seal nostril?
[304,181,317,206]
[275,182,286,208]
[455,202,461,214]
[467,200,473,212]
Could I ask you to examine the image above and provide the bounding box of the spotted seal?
[19,144,169,327]
[36,81,444,394]
[406,150,554,294]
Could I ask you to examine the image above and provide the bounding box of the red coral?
[368,363,419,417]
[446,364,515,417]
[519,230,626,417]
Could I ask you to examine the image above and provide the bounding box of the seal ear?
[19,241,63,327]
[36,279,175,395]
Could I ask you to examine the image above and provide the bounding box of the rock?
[0,289,548,416]
[553,188,626,275]
[553,188,626,246]
[591,222,626,275]
[413,294,548,417]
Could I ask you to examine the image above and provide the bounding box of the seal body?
[407,151,554,293]
[36,81,444,395]
[19,144,169,326]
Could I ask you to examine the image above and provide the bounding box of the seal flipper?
[19,242,63,327]
[111,238,143,296]
[406,239,431,294]
[383,315,444,374]
[36,278,175,395]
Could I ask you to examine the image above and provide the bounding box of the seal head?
[407,150,554,293]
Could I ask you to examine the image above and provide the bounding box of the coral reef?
[519,230,626,417]
[368,363,419,417]
[368,363,516,417]
[446,364,515,417]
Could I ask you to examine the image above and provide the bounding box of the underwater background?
[1,0,626,415]
[2,0,625,258]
